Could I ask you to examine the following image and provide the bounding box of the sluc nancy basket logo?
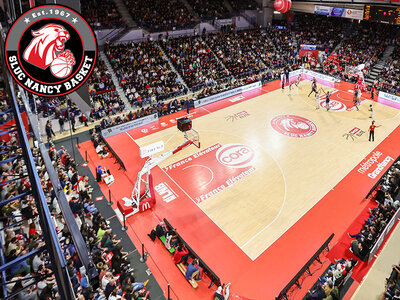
[271,115,318,138]
[5,5,97,97]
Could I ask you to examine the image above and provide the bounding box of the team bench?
[163,218,221,289]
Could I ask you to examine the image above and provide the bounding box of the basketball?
[50,56,73,78]
[274,0,291,13]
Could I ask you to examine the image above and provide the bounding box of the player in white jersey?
[295,74,301,87]
[369,104,374,119]
[288,81,293,95]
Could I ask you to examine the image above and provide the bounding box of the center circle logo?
[271,115,317,138]
[5,5,97,97]
[320,99,347,111]
[216,143,255,168]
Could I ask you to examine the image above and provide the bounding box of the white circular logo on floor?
[216,143,255,168]
[271,114,317,138]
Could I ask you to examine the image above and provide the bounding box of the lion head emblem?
[23,24,71,69]
[281,119,309,131]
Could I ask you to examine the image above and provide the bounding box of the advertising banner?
[194,81,261,108]
[331,7,345,17]
[299,44,319,59]
[314,5,332,15]
[344,9,364,20]
[101,113,158,138]
[378,91,400,104]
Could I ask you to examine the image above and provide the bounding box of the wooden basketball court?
[134,80,400,260]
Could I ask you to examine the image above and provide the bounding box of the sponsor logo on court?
[225,111,250,122]
[319,99,347,111]
[5,5,97,97]
[357,151,394,178]
[271,115,317,138]
[343,127,365,140]
[216,143,255,169]
[154,182,178,203]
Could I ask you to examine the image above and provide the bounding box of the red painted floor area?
[79,79,400,300]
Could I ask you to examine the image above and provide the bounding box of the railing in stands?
[163,218,222,288]
[275,233,334,300]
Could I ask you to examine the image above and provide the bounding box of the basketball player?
[295,74,301,87]
[357,88,361,106]
[308,79,317,97]
[325,91,331,111]
[288,81,293,95]
[369,121,381,142]
[315,91,320,109]
[353,89,359,111]
[369,104,374,119]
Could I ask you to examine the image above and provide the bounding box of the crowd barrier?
[163,218,221,288]
[276,233,334,300]
[193,81,262,108]
[101,113,158,138]
[378,91,400,105]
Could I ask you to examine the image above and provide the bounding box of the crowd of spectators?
[305,258,357,300]
[105,42,187,107]
[229,0,259,11]
[124,0,196,31]
[204,31,266,77]
[160,35,230,90]
[349,161,400,261]
[186,0,230,20]
[294,13,346,54]
[377,42,400,96]
[323,22,393,82]
[80,0,124,30]
[385,263,400,300]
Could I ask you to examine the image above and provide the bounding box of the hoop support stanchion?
[85,150,88,163]
[76,137,80,149]
[121,212,127,231]
[167,284,171,300]
[139,243,147,263]
[107,188,113,206]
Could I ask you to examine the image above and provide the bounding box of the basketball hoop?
[184,129,200,148]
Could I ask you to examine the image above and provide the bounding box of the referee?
[369,121,381,142]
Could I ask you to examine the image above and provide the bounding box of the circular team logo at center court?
[271,115,317,138]
[5,5,97,97]
[216,143,255,169]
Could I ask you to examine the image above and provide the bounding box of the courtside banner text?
[289,69,302,78]
[101,113,158,138]
[378,91,400,104]
[302,69,336,83]
[194,81,261,108]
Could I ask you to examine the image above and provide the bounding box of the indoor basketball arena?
[0,0,399,299]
